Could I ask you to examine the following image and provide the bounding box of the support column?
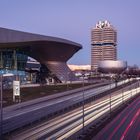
[13,50,18,80]
[0,51,3,69]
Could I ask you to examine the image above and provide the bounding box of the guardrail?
[2,79,136,134]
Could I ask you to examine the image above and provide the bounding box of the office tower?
[91,20,117,70]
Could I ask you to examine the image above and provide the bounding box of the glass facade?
[0,49,28,88]
[0,49,28,72]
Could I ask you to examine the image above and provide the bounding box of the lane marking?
[120,109,140,140]
[95,96,140,140]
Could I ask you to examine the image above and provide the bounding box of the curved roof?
[0,27,82,62]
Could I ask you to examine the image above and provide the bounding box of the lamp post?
[82,71,85,133]
[130,78,133,98]
[66,71,70,90]
[136,80,138,94]
[0,74,3,139]
[109,75,112,116]
[122,80,124,104]
[120,71,126,104]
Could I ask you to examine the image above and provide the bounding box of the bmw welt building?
[0,27,82,83]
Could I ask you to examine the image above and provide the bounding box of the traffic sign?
[13,81,20,96]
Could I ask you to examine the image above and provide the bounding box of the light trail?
[54,87,140,139]
[9,81,140,140]
[120,108,140,140]
[94,92,140,140]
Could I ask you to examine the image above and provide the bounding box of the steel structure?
[0,27,82,82]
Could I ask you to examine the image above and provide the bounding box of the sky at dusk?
[0,0,140,66]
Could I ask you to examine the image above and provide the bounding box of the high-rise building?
[91,20,117,70]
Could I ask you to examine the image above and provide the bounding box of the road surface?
[3,80,129,134]
[6,81,140,140]
[93,93,140,140]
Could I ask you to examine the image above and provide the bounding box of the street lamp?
[82,71,85,133]
[120,71,126,104]
[130,78,133,98]
[109,78,112,116]
[0,74,3,139]
[66,71,70,90]
[109,75,112,116]
[136,80,138,94]
[122,80,124,104]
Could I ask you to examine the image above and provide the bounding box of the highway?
[6,80,140,140]
[3,80,130,134]
[93,93,140,140]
